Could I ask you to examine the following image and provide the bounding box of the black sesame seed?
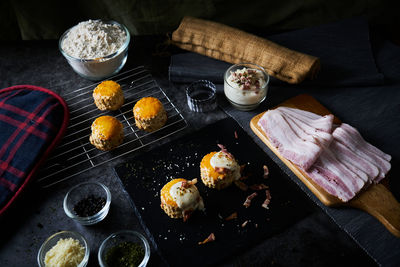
[73,194,106,217]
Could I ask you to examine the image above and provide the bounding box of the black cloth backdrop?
[169,17,384,87]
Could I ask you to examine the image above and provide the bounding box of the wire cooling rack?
[37,66,187,188]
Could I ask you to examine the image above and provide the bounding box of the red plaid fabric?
[0,85,69,215]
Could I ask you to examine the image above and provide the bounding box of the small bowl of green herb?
[63,181,111,225]
[98,230,150,267]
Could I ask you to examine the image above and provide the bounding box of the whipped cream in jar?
[224,63,269,111]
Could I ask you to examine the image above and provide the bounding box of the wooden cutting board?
[250,94,400,237]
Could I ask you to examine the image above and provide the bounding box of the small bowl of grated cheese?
[37,230,90,267]
[59,19,130,81]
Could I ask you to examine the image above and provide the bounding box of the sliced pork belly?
[307,165,355,202]
[257,106,391,202]
[282,113,333,148]
[306,148,366,202]
[333,125,391,183]
[277,106,334,133]
[258,110,322,170]
[329,141,378,183]
[340,123,391,161]
[318,150,366,194]
[277,106,322,120]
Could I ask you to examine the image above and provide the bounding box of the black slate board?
[114,117,315,266]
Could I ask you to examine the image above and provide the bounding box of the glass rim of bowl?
[37,230,90,267]
[63,181,111,221]
[224,62,270,92]
[98,230,151,267]
[58,20,130,62]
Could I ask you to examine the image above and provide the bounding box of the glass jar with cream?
[224,63,269,111]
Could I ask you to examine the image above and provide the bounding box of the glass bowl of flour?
[59,19,130,81]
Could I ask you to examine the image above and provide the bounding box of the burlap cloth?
[172,16,320,84]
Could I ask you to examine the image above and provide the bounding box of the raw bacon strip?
[316,149,365,194]
[282,112,333,148]
[258,110,322,170]
[306,165,354,201]
[305,146,367,202]
[329,141,379,183]
[329,143,369,183]
[277,106,322,120]
[277,106,334,133]
[280,113,321,144]
[333,126,391,182]
[340,123,391,161]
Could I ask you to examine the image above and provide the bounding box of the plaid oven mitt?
[0,85,69,215]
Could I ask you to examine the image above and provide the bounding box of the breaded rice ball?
[89,115,124,151]
[200,150,241,190]
[160,178,204,221]
[133,97,167,132]
[93,80,124,111]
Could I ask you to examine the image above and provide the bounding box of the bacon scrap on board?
[263,165,269,179]
[234,180,248,191]
[183,210,193,222]
[234,130,238,139]
[261,189,272,209]
[241,220,249,228]
[198,233,216,245]
[224,212,238,221]
[243,192,258,208]
[249,183,268,191]
[239,174,250,180]
[240,164,246,173]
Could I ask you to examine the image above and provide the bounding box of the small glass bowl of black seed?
[63,181,111,225]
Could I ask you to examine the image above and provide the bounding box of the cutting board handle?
[350,184,400,238]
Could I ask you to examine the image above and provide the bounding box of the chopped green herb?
[105,241,145,267]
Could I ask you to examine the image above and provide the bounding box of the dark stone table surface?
[0,36,382,266]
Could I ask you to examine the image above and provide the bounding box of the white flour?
[61,20,127,59]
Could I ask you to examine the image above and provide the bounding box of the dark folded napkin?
[169,17,385,87]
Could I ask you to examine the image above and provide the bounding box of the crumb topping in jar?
[224,65,268,108]
[228,67,266,90]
